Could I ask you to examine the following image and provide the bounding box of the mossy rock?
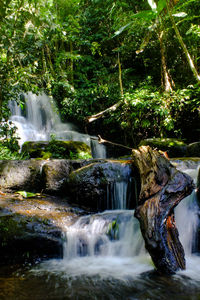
[186,142,200,158]
[139,138,187,158]
[0,211,62,265]
[21,140,92,159]
[67,160,138,211]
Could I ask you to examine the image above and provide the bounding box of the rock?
[41,160,71,194]
[0,160,44,192]
[0,159,92,194]
[0,194,82,265]
[132,146,194,274]
[197,167,200,202]
[139,138,187,158]
[21,140,92,159]
[0,197,63,265]
[186,142,200,157]
[67,160,138,211]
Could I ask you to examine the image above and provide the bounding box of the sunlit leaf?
[113,22,132,37]
[172,12,187,18]
[157,0,166,14]
[133,10,156,20]
[16,191,38,198]
[147,0,157,12]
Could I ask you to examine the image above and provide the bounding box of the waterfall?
[37,210,152,279]
[64,210,145,259]
[106,177,137,210]
[9,92,106,158]
[174,160,200,256]
[33,159,200,281]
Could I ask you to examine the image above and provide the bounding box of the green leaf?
[133,10,156,21]
[172,12,187,18]
[16,191,37,198]
[113,22,132,37]
[147,0,157,12]
[157,0,166,14]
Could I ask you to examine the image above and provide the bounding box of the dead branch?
[86,100,122,123]
[91,135,132,150]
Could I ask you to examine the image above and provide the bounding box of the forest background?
[0,0,199,156]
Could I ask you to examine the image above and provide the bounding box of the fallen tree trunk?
[132,146,194,274]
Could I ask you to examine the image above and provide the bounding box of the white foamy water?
[9,92,106,158]
[174,160,200,281]
[36,210,153,280]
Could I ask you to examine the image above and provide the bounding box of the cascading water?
[36,210,152,280]
[9,92,106,158]
[1,160,200,299]
[175,160,200,256]
[34,160,200,281]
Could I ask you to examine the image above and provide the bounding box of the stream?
[0,161,199,300]
[1,94,200,299]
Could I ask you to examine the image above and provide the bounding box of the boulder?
[0,193,84,265]
[41,160,71,194]
[186,142,200,157]
[67,160,138,211]
[0,160,44,192]
[139,138,187,158]
[197,167,200,202]
[0,159,92,194]
[0,195,65,265]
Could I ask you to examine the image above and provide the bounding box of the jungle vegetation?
[0,0,199,155]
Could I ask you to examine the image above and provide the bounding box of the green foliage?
[16,191,38,198]
[0,0,199,154]
[107,219,119,240]
[0,121,20,152]
[0,143,26,160]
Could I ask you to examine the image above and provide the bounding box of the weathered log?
[132,146,194,274]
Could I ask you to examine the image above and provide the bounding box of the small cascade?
[106,178,137,210]
[34,159,200,281]
[174,160,200,255]
[9,92,106,158]
[37,210,152,279]
[64,210,145,260]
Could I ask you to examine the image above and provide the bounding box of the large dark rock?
[41,160,71,194]
[186,142,200,157]
[0,160,44,192]
[0,195,68,265]
[0,159,91,194]
[0,193,84,265]
[197,167,200,202]
[67,160,139,211]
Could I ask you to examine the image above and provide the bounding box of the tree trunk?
[45,45,55,77]
[166,0,200,84]
[69,41,74,86]
[118,52,123,97]
[158,27,174,92]
[0,86,2,120]
[132,146,194,274]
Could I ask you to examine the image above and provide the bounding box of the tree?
[166,0,200,84]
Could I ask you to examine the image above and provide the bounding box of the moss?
[0,215,27,244]
[139,138,186,147]
[139,138,187,158]
[21,140,92,159]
